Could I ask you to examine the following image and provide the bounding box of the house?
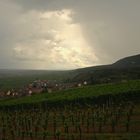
[83,81,88,85]
[6,90,11,96]
[0,91,5,98]
[31,88,44,94]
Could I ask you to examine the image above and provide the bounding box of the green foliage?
[0,79,140,140]
[0,80,140,107]
[0,102,139,140]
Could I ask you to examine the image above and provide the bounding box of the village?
[0,79,88,98]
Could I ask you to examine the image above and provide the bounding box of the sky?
[0,0,140,70]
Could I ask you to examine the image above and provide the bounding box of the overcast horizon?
[0,0,140,70]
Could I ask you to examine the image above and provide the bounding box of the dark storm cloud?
[12,0,140,61]
[12,0,75,11]
[0,0,140,69]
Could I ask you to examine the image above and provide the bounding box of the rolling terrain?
[72,54,140,83]
[0,80,140,140]
[0,54,140,90]
[0,79,139,107]
[0,54,140,140]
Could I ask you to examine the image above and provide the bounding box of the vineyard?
[0,80,140,140]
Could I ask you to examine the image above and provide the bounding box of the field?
[0,80,140,107]
[0,103,140,140]
[0,80,140,140]
[0,70,75,90]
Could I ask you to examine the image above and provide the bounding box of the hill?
[0,80,140,140]
[72,54,140,83]
[0,55,140,140]
[0,54,140,90]
[0,80,140,108]
[113,54,140,68]
[0,70,76,90]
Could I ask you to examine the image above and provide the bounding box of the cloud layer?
[13,9,98,69]
[0,0,140,69]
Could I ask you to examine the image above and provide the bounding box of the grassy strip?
[0,80,140,107]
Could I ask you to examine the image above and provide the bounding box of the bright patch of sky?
[13,9,98,69]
